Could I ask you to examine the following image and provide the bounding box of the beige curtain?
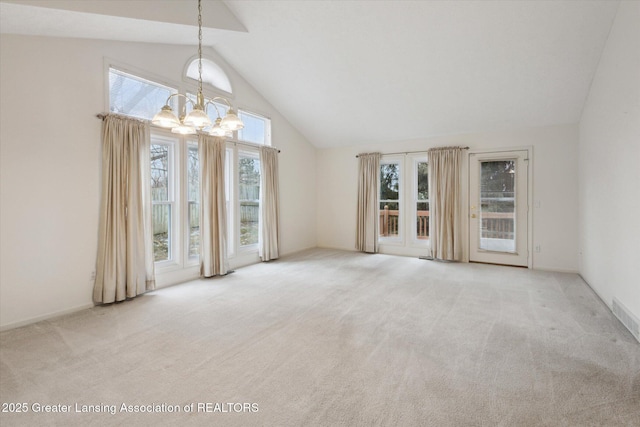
[428,146,465,261]
[94,115,155,303]
[356,152,381,253]
[199,134,229,277]
[259,146,280,261]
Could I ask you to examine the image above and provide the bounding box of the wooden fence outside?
[379,207,514,240]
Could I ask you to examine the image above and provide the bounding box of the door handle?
[471,214,477,218]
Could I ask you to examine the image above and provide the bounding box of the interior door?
[469,151,529,266]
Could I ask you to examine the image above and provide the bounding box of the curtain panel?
[259,146,280,261]
[94,115,155,303]
[199,135,229,277]
[428,146,465,261]
[356,153,381,253]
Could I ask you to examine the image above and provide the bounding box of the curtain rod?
[96,114,280,153]
[96,113,146,122]
[355,147,469,158]
[232,140,281,153]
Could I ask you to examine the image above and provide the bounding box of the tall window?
[415,160,429,241]
[151,142,174,262]
[238,151,261,247]
[150,135,199,268]
[380,160,401,241]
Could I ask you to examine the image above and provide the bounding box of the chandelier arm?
[163,92,196,108]
[211,96,233,109]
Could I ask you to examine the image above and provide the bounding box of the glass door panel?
[480,160,516,253]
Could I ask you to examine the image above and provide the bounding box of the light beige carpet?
[1,248,639,426]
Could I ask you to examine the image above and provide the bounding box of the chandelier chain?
[197,0,203,96]
[151,0,243,133]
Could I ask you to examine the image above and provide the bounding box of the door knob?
[471,214,477,218]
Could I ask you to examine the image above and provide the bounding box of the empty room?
[1,0,638,426]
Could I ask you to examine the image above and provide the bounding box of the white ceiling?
[0,0,620,148]
[0,0,246,45]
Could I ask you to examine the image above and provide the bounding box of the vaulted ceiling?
[0,0,620,148]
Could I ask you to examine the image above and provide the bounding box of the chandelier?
[152,0,243,135]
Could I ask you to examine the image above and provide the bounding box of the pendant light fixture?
[152,0,243,135]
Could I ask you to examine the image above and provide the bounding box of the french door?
[469,151,529,267]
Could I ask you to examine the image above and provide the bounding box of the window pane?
[417,162,428,200]
[239,155,260,246]
[380,162,400,238]
[417,201,429,240]
[151,145,169,201]
[151,142,173,263]
[238,111,268,145]
[153,204,171,261]
[380,163,399,200]
[379,202,399,238]
[109,68,174,120]
[187,145,199,258]
[188,202,199,258]
[416,161,429,240]
[480,160,516,252]
[187,145,199,202]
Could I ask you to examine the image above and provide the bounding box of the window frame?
[150,135,179,268]
[238,109,272,146]
[150,131,203,274]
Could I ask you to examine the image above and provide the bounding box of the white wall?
[317,124,579,272]
[578,1,640,320]
[0,35,317,329]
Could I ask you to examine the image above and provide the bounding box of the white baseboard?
[578,274,640,344]
[533,267,579,274]
[0,302,94,332]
